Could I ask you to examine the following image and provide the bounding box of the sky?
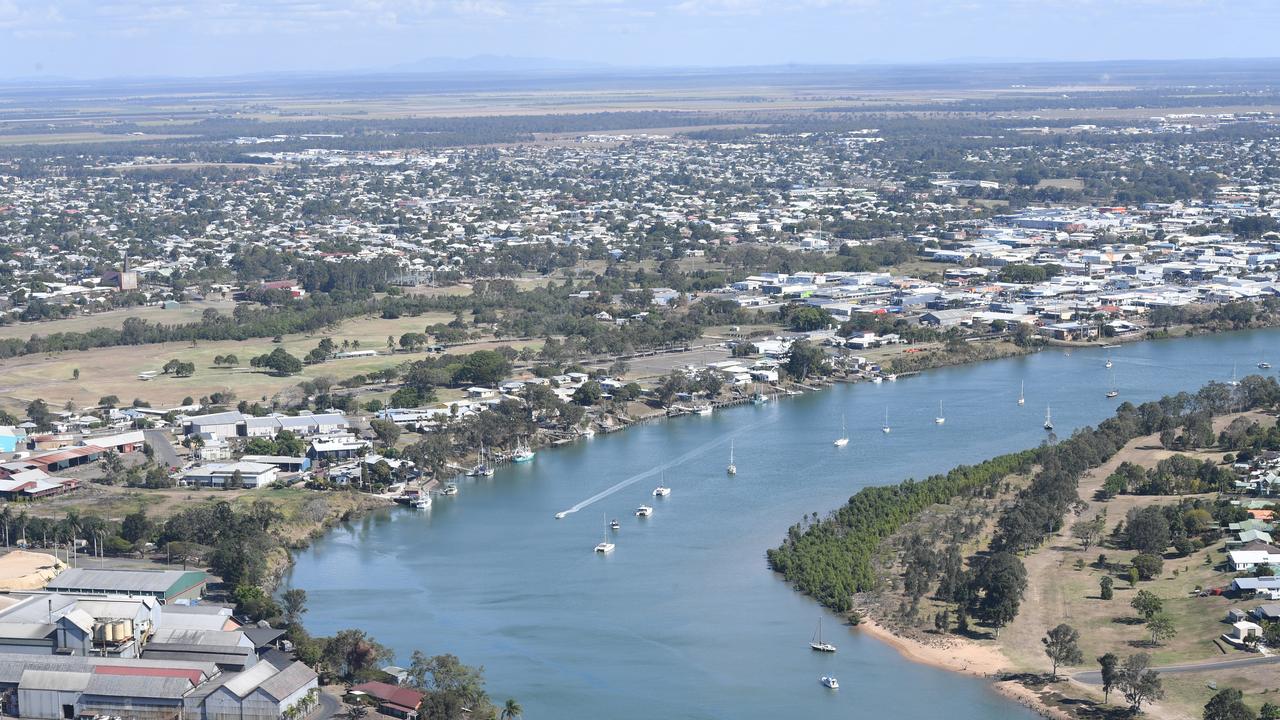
[1,0,1278,79]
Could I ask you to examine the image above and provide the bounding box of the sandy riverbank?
[857,617,1074,719]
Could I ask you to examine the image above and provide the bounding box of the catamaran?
[726,441,737,475]
[881,408,891,434]
[935,400,945,425]
[1017,380,1025,406]
[635,505,653,517]
[1043,405,1054,431]
[652,471,671,497]
[810,618,837,653]
[594,515,615,553]
[833,415,849,447]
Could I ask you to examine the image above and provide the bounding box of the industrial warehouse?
[0,566,319,720]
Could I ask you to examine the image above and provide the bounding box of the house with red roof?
[349,681,424,719]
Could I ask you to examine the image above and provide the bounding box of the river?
[284,329,1279,719]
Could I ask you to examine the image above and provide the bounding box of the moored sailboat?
[810,618,837,653]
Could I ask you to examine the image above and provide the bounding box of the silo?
[120,619,133,639]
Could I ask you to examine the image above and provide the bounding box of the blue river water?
[284,329,1279,719]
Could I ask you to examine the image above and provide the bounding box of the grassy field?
[0,309,520,412]
[0,132,194,146]
[0,300,239,340]
[993,412,1273,718]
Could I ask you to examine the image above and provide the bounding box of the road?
[143,428,182,468]
[1074,654,1280,684]
[307,690,342,720]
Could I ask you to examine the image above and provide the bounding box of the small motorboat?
[1261,361,1272,369]
[441,483,459,496]
[610,519,620,531]
[555,512,567,520]
[413,494,432,510]
[821,676,839,690]
[635,505,653,517]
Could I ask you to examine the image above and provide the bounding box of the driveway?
[305,690,342,720]
[1074,654,1280,684]
[143,428,182,468]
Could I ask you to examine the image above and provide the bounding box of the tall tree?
[1097,652,1119,704]
[1042,623,1084,679]
[1119,653,1164,713]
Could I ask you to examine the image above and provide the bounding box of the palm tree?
[500,698,523,720]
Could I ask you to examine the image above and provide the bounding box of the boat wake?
[555,422,766,518]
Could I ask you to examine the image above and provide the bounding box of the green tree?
[458,350,512,386]
[1133,553,1164,580]
[1147,613,1177,646]
[1042,623,1084,679]
[1119,653,1164,713]
[572,381,603,406]
[784,339,829,380]
[971,552,1027,637]
[1071,516,1106,550]
[1203,687,1256,720]
[1098,652,1120,704]
[121,510,152,543]
[1100,575,1114,600]
[501,699,523,720]
[785,305,834,331]
[1259,701,1280,720]
[281,588,308,627]
[369,419,401,448]
[1131,590,1162,620]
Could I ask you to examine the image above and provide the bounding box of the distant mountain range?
[388,55,611,74]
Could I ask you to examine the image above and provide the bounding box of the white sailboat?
[1104,357,1112,369]
[635,505,653,517]
[594,514,614,553]
[1017,380,1025,406]
[833,415,849,447]
[1043,405,1054,431]
[1106,368,1119,398]
[810,618,837,653]
[726,441,737,475]
[652,471,671,497]
[881,408,891,434]
[1228,363,1240,387]
[934,400,945,425]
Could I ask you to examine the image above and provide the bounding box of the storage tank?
[93,623,105,642]
[120,619,133,639]
[113,620,125,641]
[108,621,121,642]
